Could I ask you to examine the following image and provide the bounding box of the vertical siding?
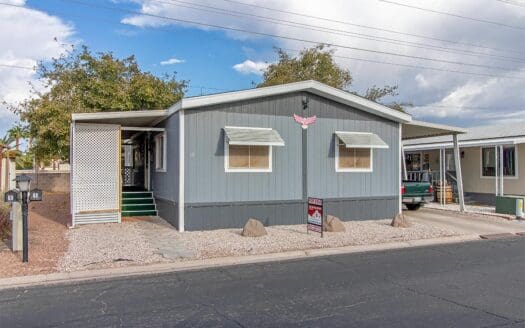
[184,109,303,203]
[152,112,179,201]
[184,92,400,204]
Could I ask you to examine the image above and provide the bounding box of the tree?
[258,45,405,111]
[7,124,28,151]
[14,46,187,161]
[259,45,352,89]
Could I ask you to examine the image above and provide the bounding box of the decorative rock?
[391,213,411,228]
[241,218,267,237]
[323,215,346,232]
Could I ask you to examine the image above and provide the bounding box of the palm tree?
[7,125,25,151]
[0,134,14,154]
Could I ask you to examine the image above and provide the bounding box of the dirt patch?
[0,192,69,278]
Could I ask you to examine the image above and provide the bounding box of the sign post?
[307,197,324,237]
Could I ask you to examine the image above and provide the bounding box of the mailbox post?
[4,175,43,263]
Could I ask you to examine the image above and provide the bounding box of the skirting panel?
[73,212,120,225]
[183,196,399,231]
[155,197,179,229]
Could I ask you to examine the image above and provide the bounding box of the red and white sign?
[307,197,323,236]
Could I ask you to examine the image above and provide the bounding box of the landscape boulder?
[323,215,346,232]
[241,218,267,237]
[391,212,411,228]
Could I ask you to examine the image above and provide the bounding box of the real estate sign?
[307,197,323,237]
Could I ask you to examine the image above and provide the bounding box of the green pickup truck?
[402,179,434,211]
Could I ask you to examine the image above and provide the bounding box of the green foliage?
[258,45,405,111]
[259,45,352,89]
[15,46,187,161]
[7,124,28,151]
[16,151,34,170]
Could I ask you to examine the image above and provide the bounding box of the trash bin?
[496,195,525,218]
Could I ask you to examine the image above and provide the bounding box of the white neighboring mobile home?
[404,123,525,205]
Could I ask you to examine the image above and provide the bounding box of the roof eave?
[168,80,412,123]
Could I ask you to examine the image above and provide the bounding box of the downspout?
[178,108,185,232]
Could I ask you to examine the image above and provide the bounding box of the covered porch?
[402,120,468,211]
[70,110,169,226]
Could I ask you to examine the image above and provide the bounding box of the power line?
[283,48,525,80]
[219,0,525,56]
[379,0,525,31]
[51,0,525,73]
[27,2,525,81]
[0,63,35,70]
[5,1,525,82]
[495,0,525,8]
[155,0,525,64]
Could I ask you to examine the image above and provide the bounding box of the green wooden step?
[122,198,154,205]
[122,210,158,217]
[122,204,156,211]
[122,192,152,199]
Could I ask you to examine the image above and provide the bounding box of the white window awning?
[335,131,389,149]
[224,126,285,146]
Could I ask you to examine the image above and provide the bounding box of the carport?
[402,120,467,211]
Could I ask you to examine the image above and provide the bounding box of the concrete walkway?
[405,208,525,235]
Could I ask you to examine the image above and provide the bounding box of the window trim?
[155,132,167,172]
[224,143,273,173]
[335,135,373,173]
[480,145,519,180]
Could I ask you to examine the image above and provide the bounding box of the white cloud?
[233,60,269,75]
[122,0,525,127]
[0,2,74,135]
[160,57,185,65]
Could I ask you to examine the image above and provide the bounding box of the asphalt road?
[2,238,525,327]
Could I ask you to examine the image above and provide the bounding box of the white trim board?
[404,137,525,151]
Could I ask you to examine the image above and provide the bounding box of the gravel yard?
[58,215,459,271]
[58,216,193,272]
[178,219,459,260]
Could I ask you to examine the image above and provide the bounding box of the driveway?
[405,207,525,235]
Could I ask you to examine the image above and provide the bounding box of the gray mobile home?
[70,80,463,231]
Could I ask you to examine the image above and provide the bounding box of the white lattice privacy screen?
[72,123,120,225]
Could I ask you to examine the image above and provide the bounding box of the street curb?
[0,234,481,290]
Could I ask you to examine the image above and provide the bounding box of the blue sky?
[28,0,271,95]
[1,0,525,138]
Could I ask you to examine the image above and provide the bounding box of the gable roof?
[168,80,412,123]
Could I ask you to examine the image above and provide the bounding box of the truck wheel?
[406,204,421,211]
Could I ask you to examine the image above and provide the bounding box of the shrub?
[0,200,10,240]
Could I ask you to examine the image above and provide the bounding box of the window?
[227,145,271,171]
[223,126,284,173]
[334,131,387,172]
[482,146,516,177]
[336,143,372,172]
[338,145,371,170]
[155,132,166,171]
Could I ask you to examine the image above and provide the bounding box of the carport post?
[452,134,465,212]
[401,145,407,180]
